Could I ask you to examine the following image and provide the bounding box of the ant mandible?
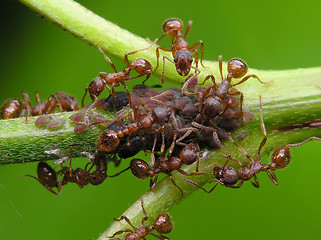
[184,96,321,192]
[82,46,153,114]
[108,196,172,240]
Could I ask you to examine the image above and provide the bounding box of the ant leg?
[95,45,118,73]
[266,170,278,185]
[177,169,207,177]
[168,129,177,155]
[108,229,133,239]
[22,90,33,122]
[124,38,159,67]
[190,40,206,68]
[81,88,88,108]
[150,174,159,190]
[232,74,266,86]
[22,175,59,195]
[114,216,136,229]
[257,96,267,159]
[161,56,175,84]
[181,74,199,96]
[218,55,224,80]
[139,196,149,223]
[155,46,171,78]
[168,173,184,197]
[228,133,255,163]
[35,92,42,115]
[120,81,133,109]
[251,174,260,188]
[183,20,192,39]
[183,179,219,194]
[108,167,130,177]
[199,74,216,86]
[150,233,171,240]
[287,136,321,149]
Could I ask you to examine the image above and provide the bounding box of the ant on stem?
[108,196,172,240]
[82,45,153,119]
[184,96,321,192]
[1,91,79,121]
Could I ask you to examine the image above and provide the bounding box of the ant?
[108,196,172,240]
[23,149,109,194]
[82,46,153,116]
[113,130,203,197]
[184,96,321,192]
[154,19,205,84]
[185,56,264,123]
[1,91,79,120]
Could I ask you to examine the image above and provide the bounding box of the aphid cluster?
[2,18,320,239]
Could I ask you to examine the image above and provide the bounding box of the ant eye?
[96,89,100,93]
[190,58,193,63]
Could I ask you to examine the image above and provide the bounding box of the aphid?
[82,46,153,114]
[184,97,321,192]
[200,56,264,122]
[152,19,205,84]
[108,197,172,240]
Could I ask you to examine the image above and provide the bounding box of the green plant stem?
[7,0,321,239]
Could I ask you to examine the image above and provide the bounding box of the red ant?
[184,56,264,123]
[108,196,172,240]
[23,150,109,195]
[184,96,321,192]
[82,46,153,115]
[1,91,79,120]
[155,19,205,84]
[112,130,203,197]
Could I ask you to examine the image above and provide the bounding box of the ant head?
[271,146,291,169]
[37,162,58,187]
[213,166,239,186]
[130,159,152,179]
[154,213,173,234]
[227,58,248,78]
[89,77,105,100]
[180,143,199,165]
[174,49,193,76]
[98,130,120,152]
[131,58,153,76]
[163,19,183,37]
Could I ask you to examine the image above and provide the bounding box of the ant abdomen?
[154,213,173,234]
[98,130,120,152]
[270,146,291,170]
[213,166,240,186]
[130,159,153,179]
[179,143,199,165]
[1,99,23,119]
[228,58,248,78]
[163,19,183,36]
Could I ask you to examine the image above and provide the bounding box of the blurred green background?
[1,0,321,239]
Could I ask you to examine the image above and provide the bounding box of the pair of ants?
[23,149,113,195]
[1,91,79,120]
[184,96,321,193]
